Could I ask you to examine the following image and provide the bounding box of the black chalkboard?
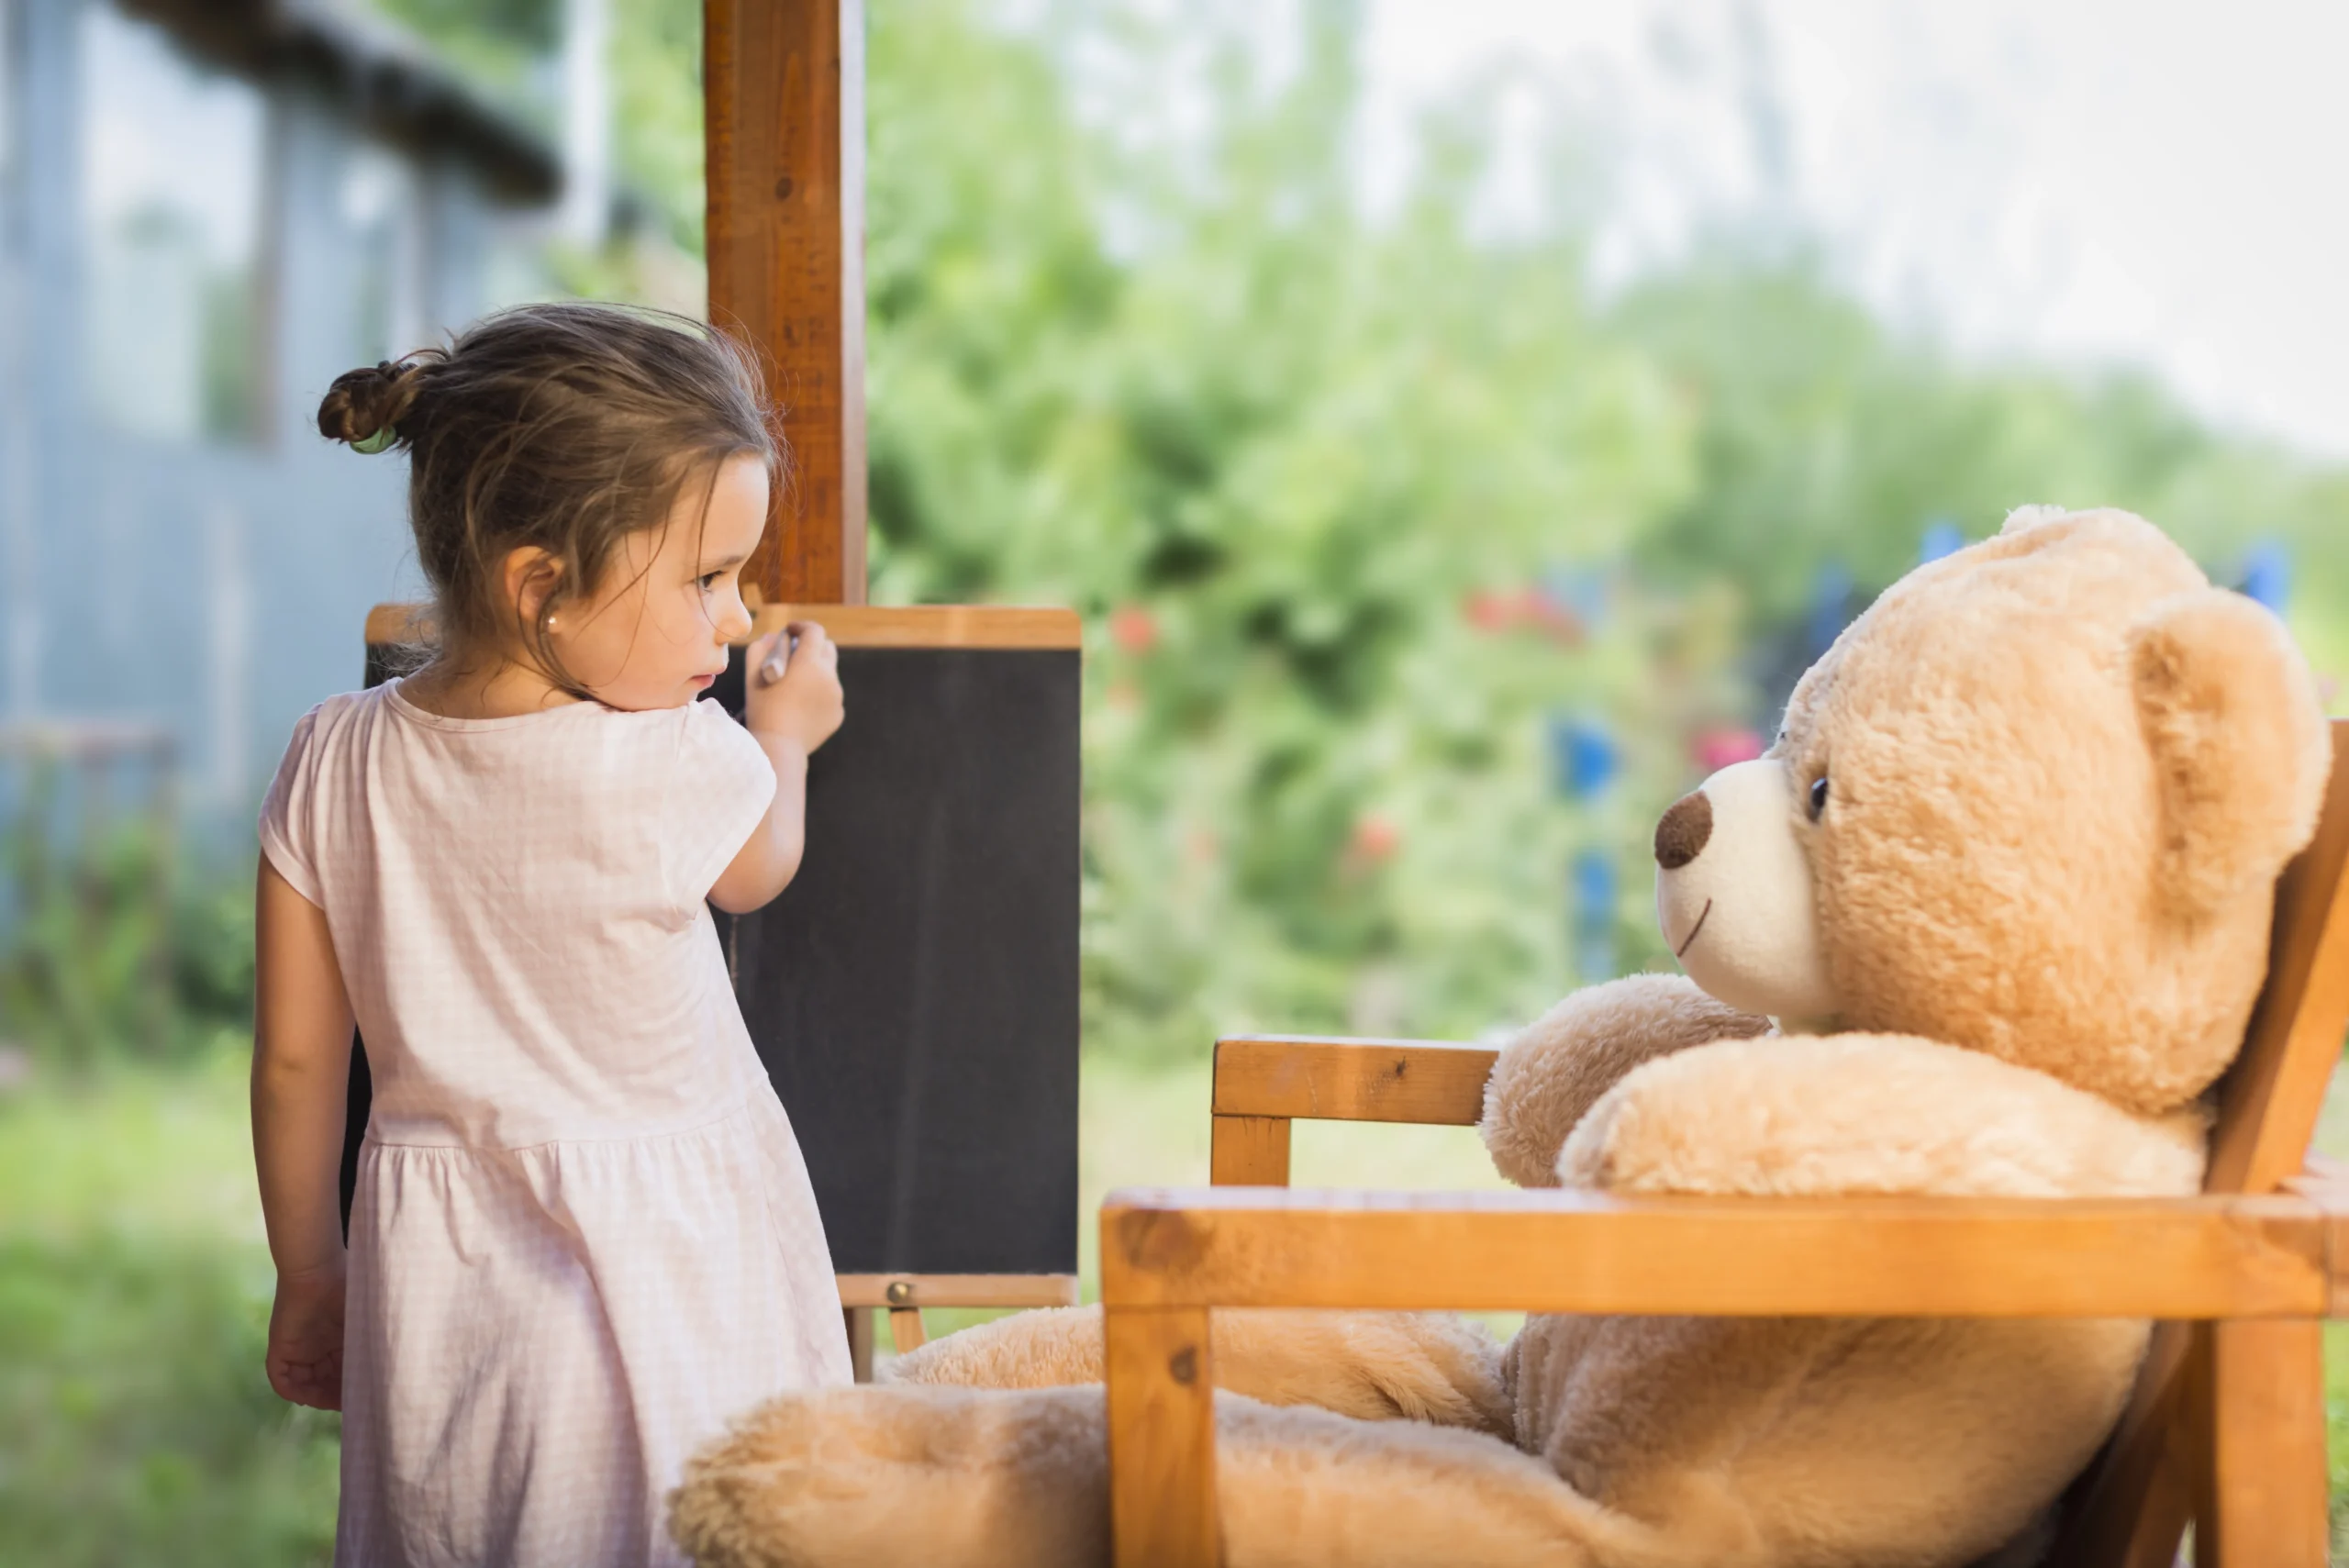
[709,637,1081,1274]
[343,617,1082,1284]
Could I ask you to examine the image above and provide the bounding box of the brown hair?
[317,302,778,692]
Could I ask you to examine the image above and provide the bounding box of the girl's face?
[552,454,769,711]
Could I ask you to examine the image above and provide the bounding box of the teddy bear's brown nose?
[1653,791,1713,871]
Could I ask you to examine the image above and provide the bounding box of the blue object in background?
[1919,518,1964,564]
[1806,562,1854,662]
[1540,563,1610,633]
[2241,540,2291,614]
[1548,715,1620,800]
[1571,845,1619,982]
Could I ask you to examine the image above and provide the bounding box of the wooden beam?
[746,604,1082,649]
[1210,1036,1497,1126]
[832,1273,1081,1309]
[706,0,867,605]
[1098,1187,2333,1318]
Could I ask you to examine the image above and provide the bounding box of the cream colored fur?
[670,508,2332,1568]
[885,1306,1514,1437]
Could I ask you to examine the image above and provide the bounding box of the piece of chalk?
[759,634,800,686]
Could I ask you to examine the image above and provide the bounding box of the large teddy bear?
[671,508,2332,1568]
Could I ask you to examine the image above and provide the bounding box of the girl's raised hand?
[266,1262,347,1411]
[746,621,844,754]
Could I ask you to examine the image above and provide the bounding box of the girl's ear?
[501,547,564,629]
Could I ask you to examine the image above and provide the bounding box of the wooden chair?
[1100,721,2349,1568]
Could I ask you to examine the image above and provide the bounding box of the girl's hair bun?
[317,356,432,450]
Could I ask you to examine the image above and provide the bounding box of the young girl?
[251,302,852,1566]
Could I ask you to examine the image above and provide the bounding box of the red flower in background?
[1461,586,1584,645]
[1525,592,1586,646]
[1110,606,1158,654]
[1692,727,1765,773]
[1463,589,1515,631]
[1350,811,1401,863]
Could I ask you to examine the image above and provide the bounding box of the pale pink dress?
[261,681,852,1567]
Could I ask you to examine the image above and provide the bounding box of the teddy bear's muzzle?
[1653,759,1840,1028]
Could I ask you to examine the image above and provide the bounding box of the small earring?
[543,613,557,632]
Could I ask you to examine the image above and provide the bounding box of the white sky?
[1364,0,2349,461]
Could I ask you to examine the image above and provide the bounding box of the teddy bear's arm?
[1558,1032,2208,1199]
[1482,973,1771,1188]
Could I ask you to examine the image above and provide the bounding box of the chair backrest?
[2054,719,2349,1566]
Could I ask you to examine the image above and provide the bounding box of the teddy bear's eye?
[1807,774,1830,821]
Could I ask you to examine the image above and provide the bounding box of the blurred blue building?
[0,0,568,831]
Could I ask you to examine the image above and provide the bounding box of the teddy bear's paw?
[888,1305,1512,1437]
[884,1304,1105,1391]
[1483,973,1769,1189]
[1212,1309,1513,1437]
[667,1384,1109,1568]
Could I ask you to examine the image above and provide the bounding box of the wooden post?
[2195,1318,2327,1568]
[705,0,867,604]
[1105,1305,1219,1568]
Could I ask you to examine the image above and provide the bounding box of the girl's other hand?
[266,1262,347,1411]
[746,621,843,754]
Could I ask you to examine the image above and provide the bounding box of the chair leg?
[1106,1305,1219,1568]
[2193,1318,2327,1568]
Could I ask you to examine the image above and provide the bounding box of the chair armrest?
[1100,1184,2338,1319]
[1208,1035,1499,1186]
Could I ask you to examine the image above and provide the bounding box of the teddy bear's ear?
[2130,588,2331,918]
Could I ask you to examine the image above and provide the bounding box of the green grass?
[0,1046,338,1566]
[5,1043,2344,1561]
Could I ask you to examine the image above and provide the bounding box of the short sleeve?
[258,706,326,906]
[669,700,778,905]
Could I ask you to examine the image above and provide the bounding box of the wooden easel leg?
[1106,1305,1219,1568]
[888,1307,928,1354]
[2194,1318,2326,1568]
[844,1306,874,1385]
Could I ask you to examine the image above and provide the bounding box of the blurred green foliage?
[852,0,2349,1053]
[0,1054,340,1567]
[346,0,2349,1062]
[0,763,255,1069]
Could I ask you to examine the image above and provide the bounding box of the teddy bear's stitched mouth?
[1674,898,1714,959]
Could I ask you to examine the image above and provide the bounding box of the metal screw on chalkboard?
[885,1279,915,1307]
[774,176,794,200]
[1168,1347,1198,1385]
